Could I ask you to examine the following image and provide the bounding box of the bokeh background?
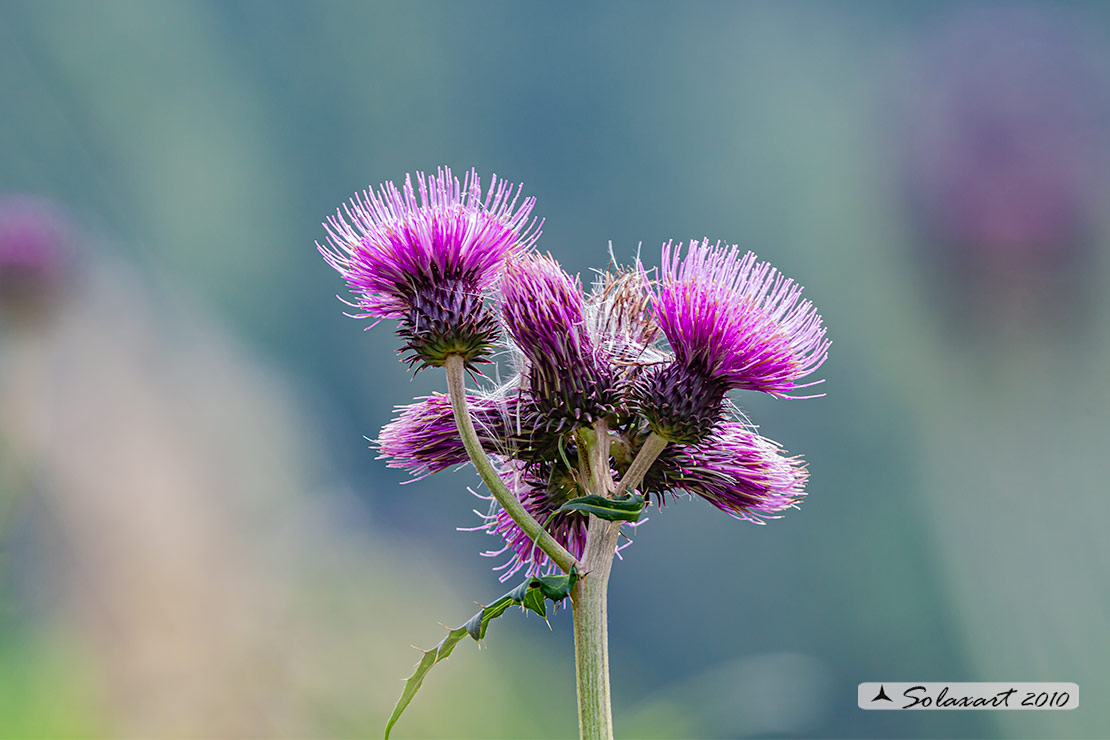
[2,1,1109,738]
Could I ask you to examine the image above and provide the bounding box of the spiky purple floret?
[501,254,588,364]
[320,167,540,318]
[318,168,540,368]
[475,463,590,581]
[639,422,808,523]
[500,254,621,431]
[377,393,513,479]
[649,239,829,397]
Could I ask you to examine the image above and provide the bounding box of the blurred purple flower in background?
[901,5,1108,288]
[0,195,72,324]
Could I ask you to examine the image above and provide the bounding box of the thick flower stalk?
[318,167,540,370]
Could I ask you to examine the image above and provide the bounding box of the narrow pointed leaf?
[384,567,579,738]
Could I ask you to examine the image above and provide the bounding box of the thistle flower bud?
[500,254,621,433]
[318,168,540,370]
[377,393,513,479]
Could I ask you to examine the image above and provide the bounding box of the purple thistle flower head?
[640,422,808,523]
[652,239,828,393]
[0,196,73,323]
[377,392,513,480]
[318,167,541,370]
[637,239,828,443]
[500,254,621,433]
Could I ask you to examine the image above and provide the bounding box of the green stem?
[571,419,618,740]
[571,429,668,738]
[443,355,579,575]
[613,431,668,497]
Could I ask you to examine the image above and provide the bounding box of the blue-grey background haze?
[2,1,1108,738]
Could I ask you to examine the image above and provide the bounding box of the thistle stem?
[613,431,668,497]
[571,419,618,740]
[443,354,579,574]
[571,428,667,740]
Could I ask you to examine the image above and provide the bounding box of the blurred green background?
[2,1,1109,738]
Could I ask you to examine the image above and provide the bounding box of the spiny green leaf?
[520,583,548,618]
[533,571,577,601]
[555,493,646,522]
[383,567,579,739]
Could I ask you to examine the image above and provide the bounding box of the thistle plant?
[317,168,829,739]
